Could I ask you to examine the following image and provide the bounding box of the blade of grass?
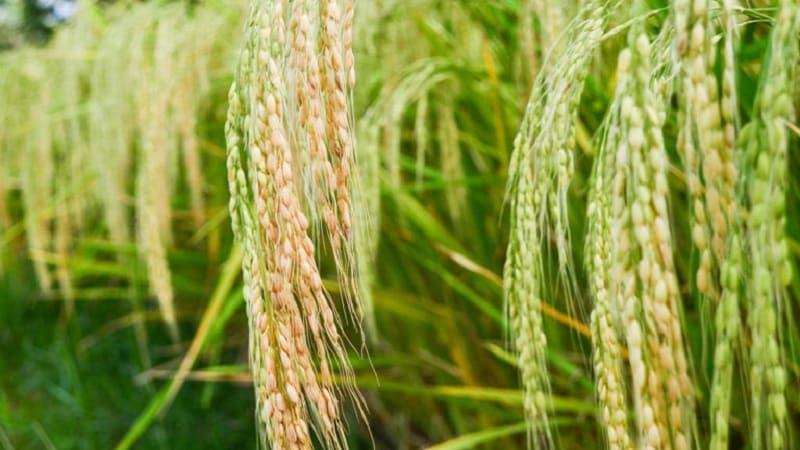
[352,378,596,413]
[424,417,576,450]
[160,244,242,412]
[424,421,526,450]
[434,243,592,337]
[114,385,170,450]
[114,244,242,450]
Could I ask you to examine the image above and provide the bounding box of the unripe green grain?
[505,2,619,446]
[743,5,798,447]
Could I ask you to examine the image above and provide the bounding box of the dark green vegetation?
[0,275,256,448]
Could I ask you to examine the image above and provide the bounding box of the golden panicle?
[226,1,367,448]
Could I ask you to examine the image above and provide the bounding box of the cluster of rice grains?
[518,0,568,90]
[675,0,737,300]
[511,1,800,449]
[741,3,799,449]
[225,0,367,448]
[674,1,799,449]
[604,19,696,450]
[504,1,614,446]
[127,4,226,341]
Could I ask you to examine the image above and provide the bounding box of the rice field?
[1,1,799,449]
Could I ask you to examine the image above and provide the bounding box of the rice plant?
[225,0,366,447]
[1,0,799,449]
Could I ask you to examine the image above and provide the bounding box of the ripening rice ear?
[741,4,798,448]
[226,1,366,448]
[503,2,617,447]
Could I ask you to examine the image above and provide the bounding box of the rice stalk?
[20,60,55,295]
[587,109,633,450]
[354,120,380,339]
[359,0,482,196]
[414,94,429,189]
[742,2,798,448]
[133,7,184,341]
[530,0,567,59]
[603,13,698,449]
[89,6,140,246]
[173,58,206,229]
[173,6,226,230]
[706,1,743,448]
[708,234,743,450]
[675,0,737,301]
[519,0,538,91]
[438,98,467,227]
[226,1,366,447]
[0,62,17,275]
[52,4,98,239]
[504,2,615,446]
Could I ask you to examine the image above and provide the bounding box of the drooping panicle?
[225,1,367,448]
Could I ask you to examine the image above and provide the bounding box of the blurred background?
[1,1,567,448]
[1,0,77,46]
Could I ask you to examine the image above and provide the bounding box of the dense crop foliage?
[1,1,799,449]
